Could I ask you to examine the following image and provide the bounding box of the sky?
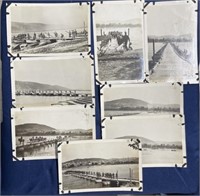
[14,58,92,90]
[147,2,196,36]
[103,84,180,105]
[95,1,142,24]
[15,108,92,130]
[61,140,139,162]
[11,3,88,28]
[105,116,182,143]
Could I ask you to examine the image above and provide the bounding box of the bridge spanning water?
[68,172,139,187]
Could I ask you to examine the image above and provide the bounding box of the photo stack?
[8,3,96,160]
[6,0,198,194]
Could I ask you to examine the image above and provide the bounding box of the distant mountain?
[96,18,141,28]
[157,141,182,146]
[63,157,138,168]
[12,22,68,33]
[105,98,148,110]
[105,98,179,111]
[149,103,180,109]
[16,81,70,92]
[116,136,181,146]
[148,34,192,41]
[97,23,141,28]
[16,123,56,136]
[63,129,92,134]
[116,136,156,144]
[63,158,106,165]
[16,123,92,136]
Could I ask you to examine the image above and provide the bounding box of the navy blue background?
[1,0,199,195]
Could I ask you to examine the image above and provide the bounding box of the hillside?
[116,136,182,146]
[116,136,156,144]
[12,22,67,33]
[104,98,148,110]
[16,123,56,136]
[63,157,138,169]
[16,123,92,136]
[148,34,192,41]
[104,98,179,111]
[63,158,106,165]
[96,18,141,28]
[96,23,141,28]
[16,81,70,92]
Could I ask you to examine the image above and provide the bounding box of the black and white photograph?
[11,57,93,108]
[101,83,183,117]
[11,107,94,160]
[58,139,142,193]
[146,1,198,83]
[94,1,145,82]
[103,115,186,167]
[7,3,90,56]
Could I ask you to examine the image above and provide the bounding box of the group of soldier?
[83,171,119,179]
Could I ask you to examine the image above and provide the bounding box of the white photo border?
[100,82,184,119]
[10,55,95,113]
[102,114,187,168]
[6,2,91,57]
[11,105,96,161]
[144,0,198,84]
[57,139,143,194]
[93,0,146,85]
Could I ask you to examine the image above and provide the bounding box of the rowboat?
[13,40,26,44]
[26,39,39,44]
[102,181,110,186]
[95,179,102,183]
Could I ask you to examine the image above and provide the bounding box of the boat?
[102,181,110,186]
[95,179,102,183]
[26,39,39,44]
[13,39,26,44]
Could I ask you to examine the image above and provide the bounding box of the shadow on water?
[16,142,57,157]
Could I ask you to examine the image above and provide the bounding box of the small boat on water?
[171,149,177,152]
[95,178,102,183]
[26,39,39,44]
[102,181,111,186]
[13,39,26,44]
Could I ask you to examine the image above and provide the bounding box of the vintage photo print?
[93,1,145,83]
[11,57,94,108]
[7,3,90,56]
[57,139,142,193]
[11,106,95,160]
[103,115,186,167]
[101,83,183,118]
[146,1,198,83]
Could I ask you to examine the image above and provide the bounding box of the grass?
[98,49,143,81]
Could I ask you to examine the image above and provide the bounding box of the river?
[15,95,91,107]
[62,163,139,190]
[16,135,92,158]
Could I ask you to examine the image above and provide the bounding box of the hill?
[116,136,182,146]
[16,123,56,136]
[96,18,141,28]
[63,157,138,169]
[16,81,70,92]
[105,98,179,111]
[16,123,92,136]
[12,22,68,33]
[148,34,192,42]
[63,158,106,165]
[116,136,156,144]
[105,98,148,110]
